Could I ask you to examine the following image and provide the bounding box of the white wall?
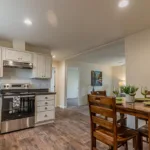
[124,29,150,129]
[112,65,126,88]
[66,60,112,105]
[67,68,79,99]
[125,29,150,97]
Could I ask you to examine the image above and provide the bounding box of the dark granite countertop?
[35,92,56,95]
[0,88,56,96]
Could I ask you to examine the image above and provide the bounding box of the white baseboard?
[59,105,67,109]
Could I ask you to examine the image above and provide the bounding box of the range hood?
[3,60,33,69]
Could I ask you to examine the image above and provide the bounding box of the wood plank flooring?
[0,106,148,150]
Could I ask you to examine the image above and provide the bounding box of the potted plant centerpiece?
[121,85,139,103]
[113,87,119,97]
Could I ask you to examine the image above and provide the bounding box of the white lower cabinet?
[37,100,54,107]
[37,106,54,112]
[35,95,55,126]
[37,110,55,122]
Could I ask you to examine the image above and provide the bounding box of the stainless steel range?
[0,83,35,133]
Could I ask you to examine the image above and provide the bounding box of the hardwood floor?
[0,106,148,150]
[67,98,78,107]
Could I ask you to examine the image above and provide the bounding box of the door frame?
[65,66,80,108]
[50,67,56,92]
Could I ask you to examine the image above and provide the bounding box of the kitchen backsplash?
[0,68,50,89]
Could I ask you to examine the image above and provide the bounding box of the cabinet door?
[37,55,45,78]
[4,49,20,61]
[4,48,32,62]
[20,52,32,62]
[45,56,52,78]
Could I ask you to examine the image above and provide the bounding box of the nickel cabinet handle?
[45,97,48,99]
[45,102,48,105]
[44,114,47,117]
[45,107,47,110]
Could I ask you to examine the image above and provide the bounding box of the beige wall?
[125,29,150,97]
[66,60,112,106]
[112,65,126,88]
[0,40,12,48]
[57,61,66,108]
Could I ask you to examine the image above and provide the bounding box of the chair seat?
[138,125,148,137]
[94,126,138,146]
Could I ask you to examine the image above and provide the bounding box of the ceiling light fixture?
[118,0,129,8]
[52,55,56,58]
[24,19,32,25]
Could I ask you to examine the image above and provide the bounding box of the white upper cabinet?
[45,56,52,78]
[2,48,32,63]
[32,53,52,79]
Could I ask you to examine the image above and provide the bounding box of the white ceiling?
[0,0,150,60]
[68,40,125,66]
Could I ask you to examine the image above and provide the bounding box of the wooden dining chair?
[91,90,107,96]
[135,91,150,129]
[88,95,138,150]
[138,124,149,150]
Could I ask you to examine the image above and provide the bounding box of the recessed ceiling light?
[118,0,129,8]
[52,55,56,58]
[24,19,32,25]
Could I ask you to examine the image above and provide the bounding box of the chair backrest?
[91,90,107,96]
[88,94,117,146]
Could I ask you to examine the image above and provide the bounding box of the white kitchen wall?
[0,68,50,88]
[66,60,112,106]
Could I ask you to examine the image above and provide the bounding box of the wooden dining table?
[116,100,150,149]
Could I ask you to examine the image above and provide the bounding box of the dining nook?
[88,87,150,150]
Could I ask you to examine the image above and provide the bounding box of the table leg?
[120,113,126,126]
[148,113,150,150]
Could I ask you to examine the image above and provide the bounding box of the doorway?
[67,67,79,107]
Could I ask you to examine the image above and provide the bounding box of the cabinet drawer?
[36,110,55,122]
[36,95,54,101]
[37,106,54,112]
[37,100,54,106]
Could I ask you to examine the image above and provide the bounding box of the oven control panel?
[0,83,31,89]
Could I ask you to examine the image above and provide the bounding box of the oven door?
[1,95,35,133]
[2,95,35,121]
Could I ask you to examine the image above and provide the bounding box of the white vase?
[126,94,135,103]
